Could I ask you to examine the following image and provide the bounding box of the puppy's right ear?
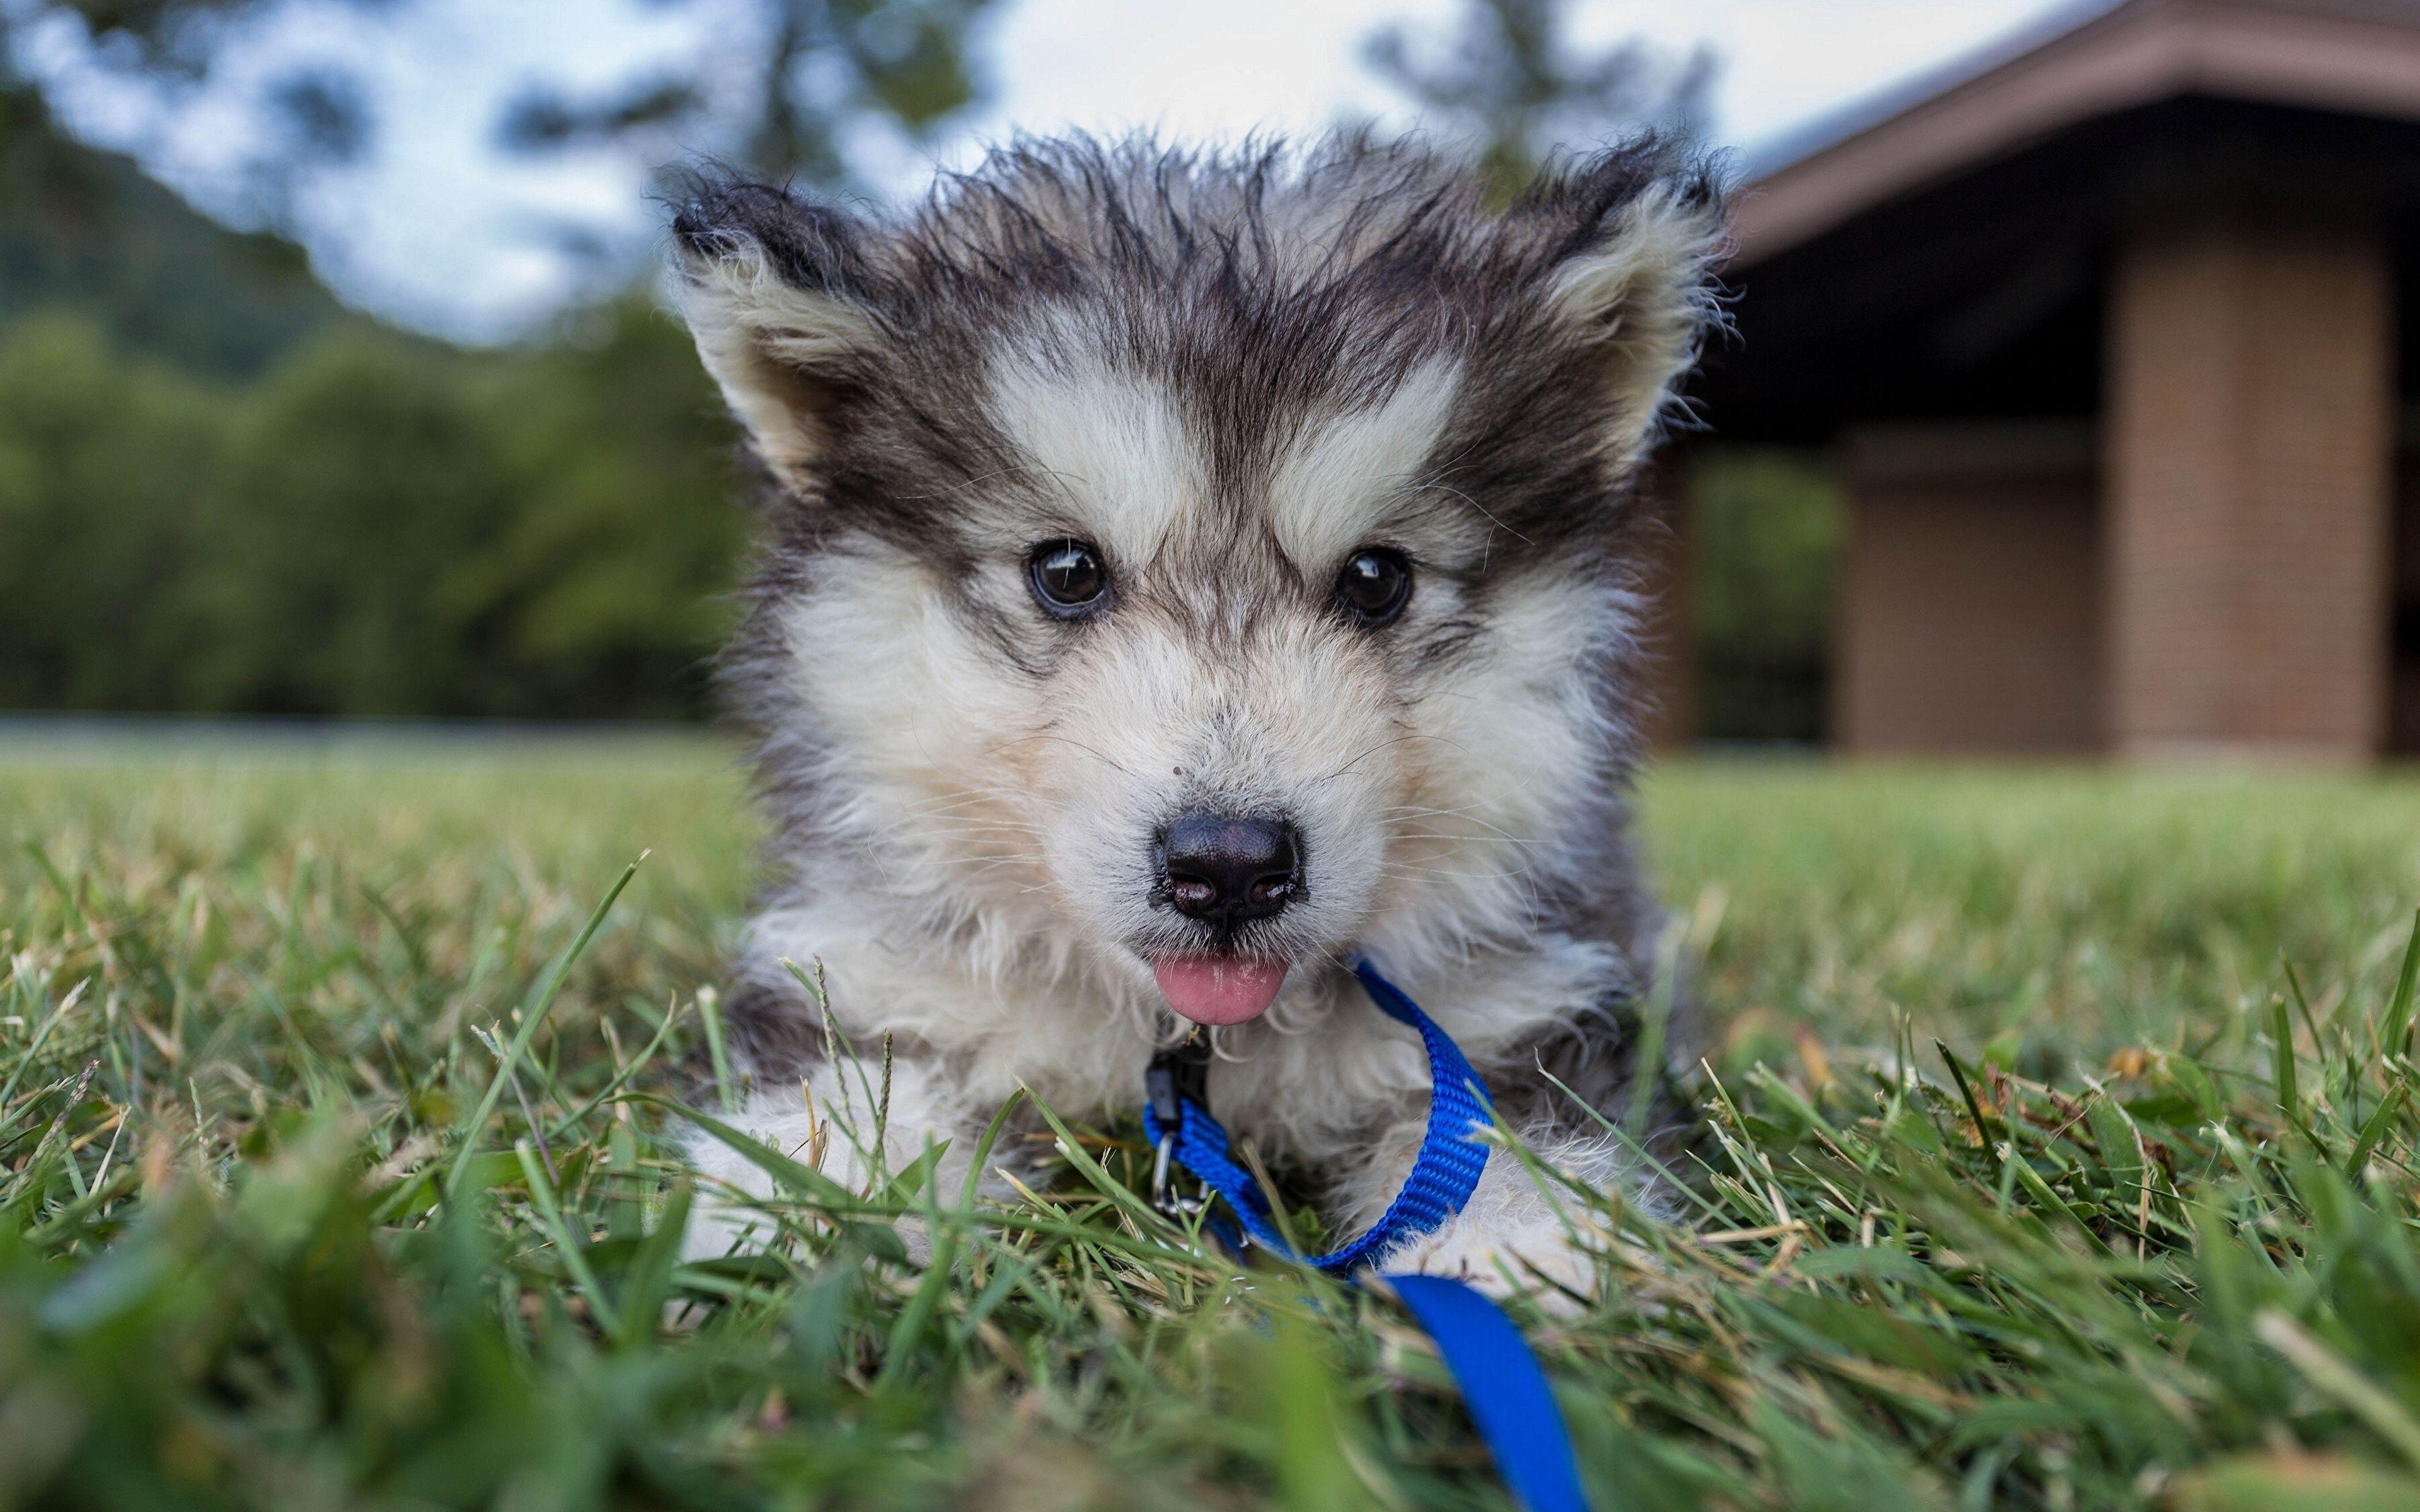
[671,181,887,484]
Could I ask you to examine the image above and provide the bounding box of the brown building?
[1685,0,2420,760]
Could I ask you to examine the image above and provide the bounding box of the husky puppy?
[671,134,1720,1293]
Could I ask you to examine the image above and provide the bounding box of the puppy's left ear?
[669,178,891,488]
[1514,144,1727,466]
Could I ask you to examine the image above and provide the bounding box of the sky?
[28,0,2092,340]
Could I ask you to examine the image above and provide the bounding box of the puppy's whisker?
[1380,861,1536,883]
[892,792,972,810]
[1381,801,1522,837]
[890,466,1029,501]
[1403,479,1532,545]
[863,816,1047,847]
[1312,733,1438,785]
[984,732,1140,779]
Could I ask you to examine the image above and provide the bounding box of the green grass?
[8,741,2420,1510]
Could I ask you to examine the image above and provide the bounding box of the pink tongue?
[1151,956,1289,1026]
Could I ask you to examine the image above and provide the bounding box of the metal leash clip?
[1143,1031,1234,1240]
[1148,1130,1202,1217]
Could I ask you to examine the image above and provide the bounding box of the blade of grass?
[877,1140,959,1391]
[2384,908,2420,1058]
[1939,1042,2002,1178]
[1023,1092,1167,1238]
[697,985,739,1116]
[0,979,86,1131]
[616,1179,693,1344]
[544,996,688,1143]
[2345,1080,2409,1178]
[2272,996,2299,1126]
[444,855,643,1199]
[2256,1310,2420,1471]
[515,1138,619,1345]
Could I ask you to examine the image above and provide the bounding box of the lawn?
[6,736,2420,1511]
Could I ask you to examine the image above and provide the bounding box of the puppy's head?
[676,136,1721,1026]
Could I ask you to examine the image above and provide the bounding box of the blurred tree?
[1690,452,1845,745]
[0,0,995,720]
[6,0,1001,246]
[0,312,223,710]
[448,296,748,719]
[0,291,748,719]
[194,325,517,716]
[498,0,1000,192]
[0,79,348,373]
[188,308,747,719]
[1365,0,1714,199]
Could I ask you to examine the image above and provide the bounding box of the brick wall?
[2104,220,2395,762]
[1835,422,2102,754]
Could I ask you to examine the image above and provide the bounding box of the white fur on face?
[967,343,1517,985]
[1031,600,1401,972]
[761,329,1628,1075]
[984,348,1204,568]
[1265,360,1465,570]
[1364,570,1635,982]
[780,542,1044,887]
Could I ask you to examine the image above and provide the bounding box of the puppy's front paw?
[1383,1211,1602,1306]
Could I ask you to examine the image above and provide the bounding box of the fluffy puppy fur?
[670,132,1722,1295]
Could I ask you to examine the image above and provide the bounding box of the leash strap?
[1143,958,1491,1270]
[1141,956,1589,1512]
[1390,1274,1589,1512]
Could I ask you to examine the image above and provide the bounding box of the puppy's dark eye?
[1335,547,1412,627]
[1027,539,1110,618]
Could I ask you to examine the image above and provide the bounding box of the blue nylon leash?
[1390,1273,1589,1512]
[1141,956,1589,1512]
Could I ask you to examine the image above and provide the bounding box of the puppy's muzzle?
[1156,810,1302,929]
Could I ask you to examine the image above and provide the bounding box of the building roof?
[1735,0,2420,269]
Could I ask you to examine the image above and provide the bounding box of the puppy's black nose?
[1159,811,1301,926]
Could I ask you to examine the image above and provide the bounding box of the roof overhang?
[1734,0,2420,268]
